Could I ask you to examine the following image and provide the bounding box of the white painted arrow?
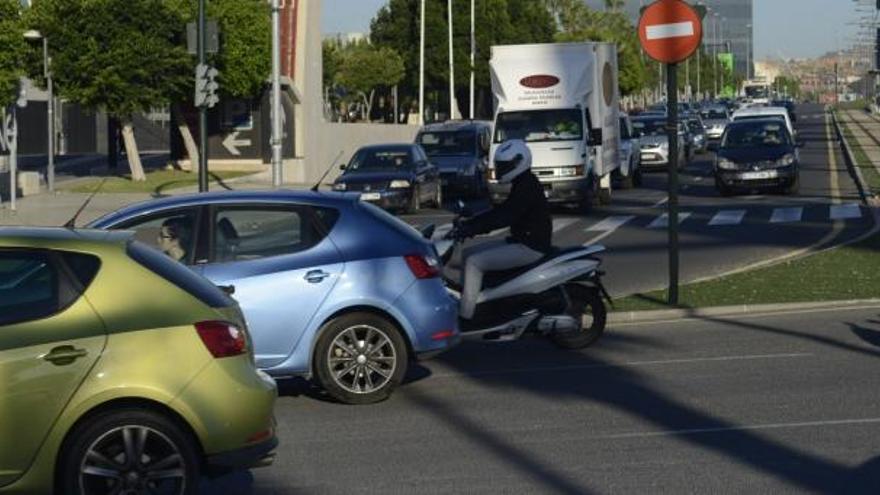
[222,131,252,156]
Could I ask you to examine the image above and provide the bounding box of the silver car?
[632,116,687,170]
[700,105,731,149]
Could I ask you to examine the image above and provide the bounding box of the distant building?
[584,0,753,78]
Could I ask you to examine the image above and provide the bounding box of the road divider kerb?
[833,110,878,204]
[608,298,880,325]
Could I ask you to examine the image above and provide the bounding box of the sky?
[321,0,862,61]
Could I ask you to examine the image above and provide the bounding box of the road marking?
[769,207,803,223]
[708,209,746,226]
[598,417,880,440]
[586,215,635,232]
[430,353,811,379]
[648,212,691,229]
[652,196,669,208]
[552,217,579,233]
[646,21,695,40]
[830,203,862,220]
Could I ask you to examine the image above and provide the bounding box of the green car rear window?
[126,241,233,309]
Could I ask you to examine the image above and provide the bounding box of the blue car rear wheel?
[314,312,408,405]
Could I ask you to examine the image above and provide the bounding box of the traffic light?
[194,63,220,108]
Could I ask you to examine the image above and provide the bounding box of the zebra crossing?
[579,203,867,235]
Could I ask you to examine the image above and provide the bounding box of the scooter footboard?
[480,259,600,303]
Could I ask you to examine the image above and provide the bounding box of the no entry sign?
[638,0,703,64]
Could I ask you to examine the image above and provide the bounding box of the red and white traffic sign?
[638,0,703,64]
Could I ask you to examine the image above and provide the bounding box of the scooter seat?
[482,246,588,290]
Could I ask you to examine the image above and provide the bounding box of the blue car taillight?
[404,254,440,279]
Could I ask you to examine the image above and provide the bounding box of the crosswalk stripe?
[830,203,862,220]
[709,209,747,226]
[586,215,635,232]
[770,207,803,223]
[648,212,692,229]
[552,218,579,233]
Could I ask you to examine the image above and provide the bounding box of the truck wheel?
[598,185,612,205]
[579,177,599,214]
[632,167,643,187]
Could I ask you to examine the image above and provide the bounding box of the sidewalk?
[0,169,321,227]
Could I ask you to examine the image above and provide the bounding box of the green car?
[0,228,278,495]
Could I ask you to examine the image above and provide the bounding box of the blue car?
[89,190,460,404]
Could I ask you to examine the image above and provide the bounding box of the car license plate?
[740,171,776,180]
[360,192,381,201]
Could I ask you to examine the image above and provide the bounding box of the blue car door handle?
[305,270,330,283]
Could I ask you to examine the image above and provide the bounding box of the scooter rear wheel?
[550,284,606,350]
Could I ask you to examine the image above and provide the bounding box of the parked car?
[89,190,460,404]
[631,115,687,170]
[415,120,492,199]
[714,119,801,196]
[617,113,643,188]
[332,144,442,213]
[0,227,277,494]
[700,105,731,149]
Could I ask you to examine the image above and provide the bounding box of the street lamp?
[23,29,54,193]
[713,13,718,97]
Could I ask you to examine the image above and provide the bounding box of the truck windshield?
[417,131,476,157]
[745,86,769,99]
[494,109,583,143]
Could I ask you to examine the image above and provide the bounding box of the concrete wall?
[285,123,420,184]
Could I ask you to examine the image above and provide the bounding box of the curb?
[832,110,877,204]
[608,298,880,324]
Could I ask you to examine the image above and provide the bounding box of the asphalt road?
[204,304,880,494]
[401,104,873,297]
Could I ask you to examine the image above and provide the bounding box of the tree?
[0,0,25,108]
[334,44,405,121]
[26,0,191,180]
[368,0,555,119]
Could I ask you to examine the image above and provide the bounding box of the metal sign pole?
[197,0,208,193]
[666,63,679,305]
[9,107,17,211]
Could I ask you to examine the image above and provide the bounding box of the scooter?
[421,215,611,350]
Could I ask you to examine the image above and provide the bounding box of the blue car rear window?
[127,241,233,308]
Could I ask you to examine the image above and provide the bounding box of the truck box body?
[488,42,620,205]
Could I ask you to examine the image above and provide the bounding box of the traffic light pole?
[197,0,208,193]
[666,63,680,305]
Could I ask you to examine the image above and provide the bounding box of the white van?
[488,42,624,209]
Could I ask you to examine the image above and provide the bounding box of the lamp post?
[713,13,718,97]
[23,30,53,193]
[271,0,282,187]
[419,0,425,125]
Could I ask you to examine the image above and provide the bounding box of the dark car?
[333,144,442,213]
[415,120,492,199]
[714,119,801,196]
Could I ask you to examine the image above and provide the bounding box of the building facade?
[584,0,753,78]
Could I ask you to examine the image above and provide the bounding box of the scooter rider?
[452,139,552,321]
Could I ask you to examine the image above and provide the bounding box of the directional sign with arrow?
[222,131,252,156]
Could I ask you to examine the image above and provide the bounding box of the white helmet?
[494,139,531,184]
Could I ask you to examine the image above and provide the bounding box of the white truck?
[488,42,624,209]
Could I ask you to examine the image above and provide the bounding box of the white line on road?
[599,417,880,440]
[708,209,747,226]
[829,203,862,220]
[586,215,635,232]
[652,196,669,208]
[552,217,579,233]
[430,353,812,379]
[769,207,803,224]
[646,21,695,40]
[648,212,692,229]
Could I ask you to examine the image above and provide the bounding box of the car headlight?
[717,158,737,170]
[390,180,411,189]
[660,142,669,150]
[558,165,585,177]
[332,182,346,191]
[777,154,795,167]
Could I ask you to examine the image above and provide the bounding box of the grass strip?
[60,170,252,194]
[837,117,880,195]
[613,229,880,312]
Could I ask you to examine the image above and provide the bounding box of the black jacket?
[461,172,552,253]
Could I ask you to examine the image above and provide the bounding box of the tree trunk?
[121,120,146,181]
[108,117,120,171]
[172,104,198,172]
[362,90,375,122]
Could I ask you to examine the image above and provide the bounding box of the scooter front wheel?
[550,284,606,350]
